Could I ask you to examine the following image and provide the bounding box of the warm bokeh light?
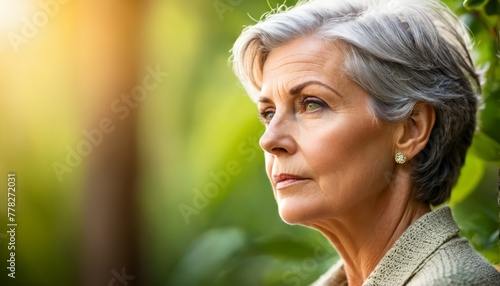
[0,0,29,31]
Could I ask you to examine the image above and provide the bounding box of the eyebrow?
[290,80,343,98]
[258,80,343,103]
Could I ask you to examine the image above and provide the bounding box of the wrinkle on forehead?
[260,37,351,100]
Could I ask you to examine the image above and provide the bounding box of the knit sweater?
[311,206,500,285]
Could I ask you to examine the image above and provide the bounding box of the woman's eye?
[300,97,326,112]
[260,110,275,124]
[306,101,321,112]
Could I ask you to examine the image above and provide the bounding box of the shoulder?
[408,236,500,286]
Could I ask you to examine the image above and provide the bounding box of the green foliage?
[447,0,500,265]
[463,0,489,9]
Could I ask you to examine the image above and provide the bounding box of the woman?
[230,0,500,285]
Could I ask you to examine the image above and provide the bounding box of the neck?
[305,171,430,286]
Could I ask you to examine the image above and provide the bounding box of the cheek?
[264,153,274,179]
[301,117,393,184]
[298,123,356,172]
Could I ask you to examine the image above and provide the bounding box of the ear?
[395,102,436,161]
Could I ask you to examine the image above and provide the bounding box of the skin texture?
[257,37,435,285]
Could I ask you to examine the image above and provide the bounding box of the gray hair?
[230,0,480,206]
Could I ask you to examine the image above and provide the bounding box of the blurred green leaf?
[470,131,500,161]
[463,0,489,9]
[167,228,246,286]
[484,0,500,15]
[488,229,499,245]
[449,153,486,205]
[249,237,317,260]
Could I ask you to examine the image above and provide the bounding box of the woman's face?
[258,37,399,224]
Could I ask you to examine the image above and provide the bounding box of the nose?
[259,115,297,156]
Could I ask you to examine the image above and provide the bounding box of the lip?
[273,173,307,190]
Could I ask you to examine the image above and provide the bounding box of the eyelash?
[299,96,327,111]
[259,110,274,124]
[258,96,327,124]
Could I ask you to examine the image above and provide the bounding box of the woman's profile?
[230,0,500,285]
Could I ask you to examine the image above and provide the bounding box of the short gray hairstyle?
[230,0,480,206]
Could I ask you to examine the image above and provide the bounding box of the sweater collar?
[313,206,460,285]
[363,206,460,285]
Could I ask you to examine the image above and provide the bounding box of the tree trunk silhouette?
[78,1,145,285]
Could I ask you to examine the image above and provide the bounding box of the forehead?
[261,37,348,93]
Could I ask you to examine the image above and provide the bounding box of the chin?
[277,197,318,225]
